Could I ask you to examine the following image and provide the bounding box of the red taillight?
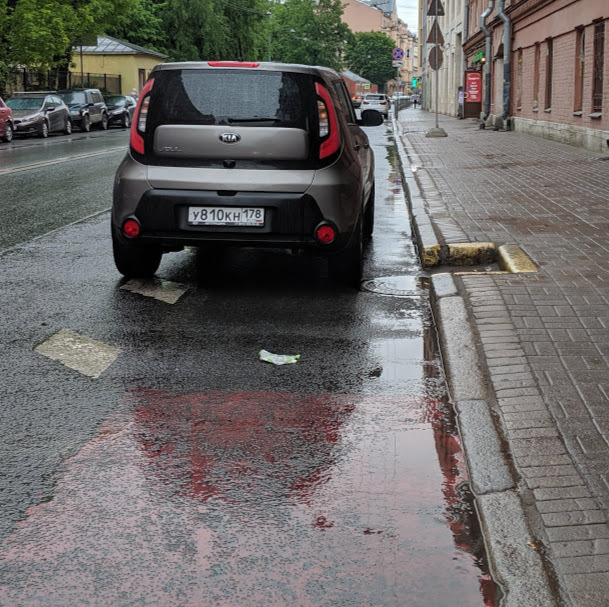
[362,101,369,105]
[130,78,155,155]
[208,61,260,68]
[315,224,336,244]
[122,218,141,238]
[380,101,387,105]
[315,82,340,160]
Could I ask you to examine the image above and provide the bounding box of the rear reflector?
[122,218,141,238]
[208,61,260,68]
[315,224,336,245]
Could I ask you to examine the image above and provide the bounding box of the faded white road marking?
[120,278,189,304]
[35,329,121,379]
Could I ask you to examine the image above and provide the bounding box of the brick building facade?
[462,0,608,152]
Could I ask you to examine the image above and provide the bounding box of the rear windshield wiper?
[227,117,280,123]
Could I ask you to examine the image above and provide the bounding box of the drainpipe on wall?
[497,0,511,123]
[463,0,469,75]
[480,0,494,120]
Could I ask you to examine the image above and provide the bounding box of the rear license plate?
[188,206,265,227]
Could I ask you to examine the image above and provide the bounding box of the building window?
[593,21,605,113]
[544,38,553,110]
[574,27,585,112]
[533,43,540,110]
[516,48,523,109]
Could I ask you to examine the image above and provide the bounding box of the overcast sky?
[396,0,419,32]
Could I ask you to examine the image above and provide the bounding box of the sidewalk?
[396,107,609,607]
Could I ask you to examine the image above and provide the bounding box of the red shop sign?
[465,72,481,103]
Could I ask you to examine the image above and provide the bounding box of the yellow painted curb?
[421,244,441,268]
[448,242,496,266]
[498,244,538,273]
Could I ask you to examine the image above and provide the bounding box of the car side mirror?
[358,109,384,127]
[46,106,56,112]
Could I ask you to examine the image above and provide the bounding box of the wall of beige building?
[341,0,415,94]
[420,0,464,116]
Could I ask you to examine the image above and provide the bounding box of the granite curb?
[392,111,558,606]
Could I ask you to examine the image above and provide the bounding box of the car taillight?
[315,82,340,160]
[362,101,369,105]
[380,101,387,105]
[130,78,154,155]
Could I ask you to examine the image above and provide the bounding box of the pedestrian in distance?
[130,88,139,100]
[412,98,417,109]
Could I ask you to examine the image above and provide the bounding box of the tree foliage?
[268,0,351,71]
[344,31,395,85]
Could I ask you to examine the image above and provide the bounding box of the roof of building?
[361,0,396,16]
[73,35,167,59]
[341,70,372,84]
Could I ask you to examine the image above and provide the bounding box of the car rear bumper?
[114,189,357,251]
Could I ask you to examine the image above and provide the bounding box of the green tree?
[5,0,136,67]
[268,0,351,71]
[344,31,395,85]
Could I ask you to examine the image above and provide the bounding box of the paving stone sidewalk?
[396,107,609,607]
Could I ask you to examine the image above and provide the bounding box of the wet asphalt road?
[0,125,498,606]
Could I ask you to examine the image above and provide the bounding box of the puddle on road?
[0,384,500,606]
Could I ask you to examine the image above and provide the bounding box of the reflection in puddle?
[0,388,499,607]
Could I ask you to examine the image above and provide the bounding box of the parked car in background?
[6,92,72,138]
[103,94,137,128]
[111,61,384,287]
[0,96,14,142]
[361,93,389,119]
[58,88,109,132]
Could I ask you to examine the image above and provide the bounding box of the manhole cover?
[361,276,427,297]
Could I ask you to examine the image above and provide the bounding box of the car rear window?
[365,95,384,101]
[147,69,313,130]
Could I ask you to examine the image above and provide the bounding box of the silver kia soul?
[112,61,384,286]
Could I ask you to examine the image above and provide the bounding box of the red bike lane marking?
[0,389,497,606]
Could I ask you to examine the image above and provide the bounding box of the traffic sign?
[429,46,444,70]
[392,48,405,61]
[392,60,404,67]
[426,19,445,45]
[427,0,445,16]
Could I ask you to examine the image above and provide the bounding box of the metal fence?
[4,68,122,96]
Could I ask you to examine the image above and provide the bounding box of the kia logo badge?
[219,133,241,144]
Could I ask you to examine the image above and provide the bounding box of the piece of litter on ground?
[259,349,301,365]
[120,278,189,304]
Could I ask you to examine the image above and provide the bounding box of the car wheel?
[100,113,109,130]
[64,118,72,135]
[122,112,130,128]
[38,121,49,138]
[81,115,91,132]
[112,230,163,278]
[329,214,363,288]
[2,122,13,143]
[363,184,375,240]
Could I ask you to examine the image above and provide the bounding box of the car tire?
[122,113,130,128]
[100,113,109,130]
[363,184,375,240]
[81,115,91,132]
[64,118,72,135]
[329,214,363,288]
[112,230,163,278]
[38,121,49,138]
[2,122,13,143]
